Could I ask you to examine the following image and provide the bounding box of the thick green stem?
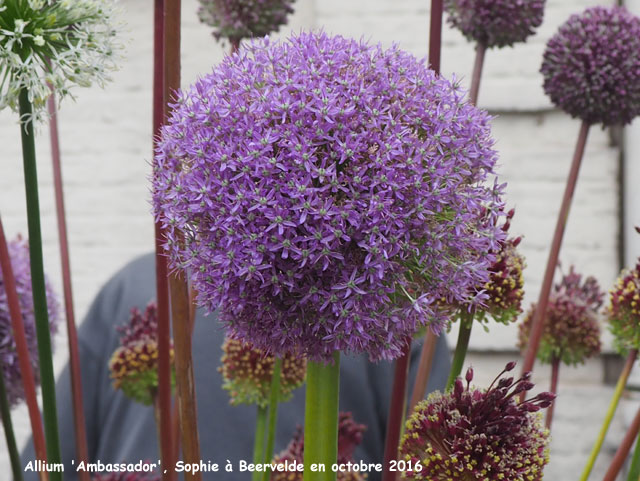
[578,349,637,481]
[19,89,62,481]
[303,353,340,481]
[262,358,282,481]
[627,431,640,481]
[445,311,474,391]
[252,405,268,481]
[0,368,23,481]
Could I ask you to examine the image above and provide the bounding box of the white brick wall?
[0,0,631,478]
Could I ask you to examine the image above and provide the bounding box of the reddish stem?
[428,0,443,74]
[521,120,591,387]
[545,357,560,430]
[0,217,49,481]
[382,344,411,481]
[408,332,438,413]
[601,405,640,481]
[230,39,240,55]
[47,92,91,481]
[469,42,486,106]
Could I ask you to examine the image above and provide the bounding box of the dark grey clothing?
[21,254,449,480]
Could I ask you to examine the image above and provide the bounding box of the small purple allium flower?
[271,412,366,481]
[0,236,59,407]
[153,32,506,362]
[445,0,545,48]
[541,6,640,126]
[609,261,640,354]
[219,337,306,406]
[518,266,602,366]
[108,302,173,406]
[197,0,295,44]
[400,364,553,480]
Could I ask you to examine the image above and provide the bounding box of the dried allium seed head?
[518,266,602,366]
[609,261,640,354]
[400,365,553,481]
[445,0,545,48]
[541,6,640,126]
[219,337,306,407]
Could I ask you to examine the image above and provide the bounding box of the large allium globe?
[541,6,640,126]
[153,32,505,361]
[0,236,59,407]
[445,0,545,48]
[197,0,294,43]
[400,364,554,481]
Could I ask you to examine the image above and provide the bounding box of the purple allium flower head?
[518,266,602,366]
[153,32,506,362]
[609,261,640,354]
[108,302,174,405]
[197,0,295,44]
[400,364,553,480]
[445,0,545,48]
[0,236,59,407]
[541,6,640,126]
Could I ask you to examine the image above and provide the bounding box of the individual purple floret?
[153,32,506,362]
[541,6,640,126]
[445,0,545,48]
[0,236,59,407]
[197,0,295,44]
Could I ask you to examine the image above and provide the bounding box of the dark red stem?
[230,39,240,55]
[521,120,591,387]
[408,332,438,413]
[382,344,411,481]
[601,405,640,481]
[545,357,560,430]
[469,42,486,105]
[428,0,443,74]
[47,92,91,481]
[0,217,49,481]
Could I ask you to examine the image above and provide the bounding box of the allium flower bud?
[609,262,640,354]
[0,0,121,122]
[153,32,506,362]
[197,0,294,44]
[541,6,640,126]
[518,266,602,366]
[0,236,59,407]
[445,0,545,48]
[219,337,306,407]
[270,412,366,481]
[400,365,553,481]
[108,303,173,406]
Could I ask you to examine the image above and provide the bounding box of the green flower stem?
[445,311,474,391]
[253,405,268,481]
[303,353,340,481]
[0,368,23,481]
[19,88,63,481]
[578,348,637,481]
[627,429,640,481]
[262,357,282,481]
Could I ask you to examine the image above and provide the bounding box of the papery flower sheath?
[400,363,554,481]
[541,6,640,126]
[445,0,545,48]
[197,0,294,43]
[153,32,506,362]
[0,235,59,407]
[219,337,306,406]
[108,302,173,406]
[609,261,640,354]
[518,266,602,365]
[271,412,366,481]
[0,0,120,121]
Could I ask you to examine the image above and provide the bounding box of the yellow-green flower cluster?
[609,261,640,354]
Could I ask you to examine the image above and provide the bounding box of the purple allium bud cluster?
[197,0,295,44]
[445,0,545,48]
[609,261,640,354]
[153,32,506,362]
[400,364,553,481]
[0,236,59,407]
[219,337,306,406]
[541,6,640,126]
[518,266,602,366]
[108,302,173,406]
[271,412,366,481]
